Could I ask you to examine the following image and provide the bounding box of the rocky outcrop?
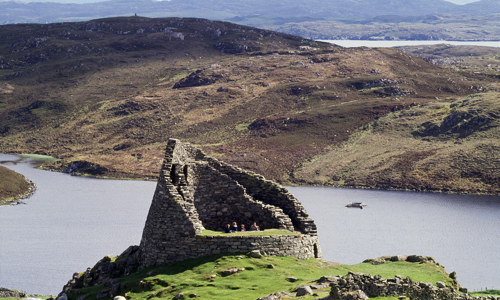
[0,287,27,298]
[317,272,500,300]
[63,160,108,176]
[60,246,141,299]
[413,99,496,139]
[214,41,255,54]
[173,69,222,88]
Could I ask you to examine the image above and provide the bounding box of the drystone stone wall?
[320,272,500,300]
[139,138,321,267]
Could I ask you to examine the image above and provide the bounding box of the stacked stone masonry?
[139,138,321,267]
[320,272,500,300]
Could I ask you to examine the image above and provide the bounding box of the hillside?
[295,93,500,194]
[60,254,460,300]
[0,0,499,40]
[0,17,498,194]
[0,165,34,204]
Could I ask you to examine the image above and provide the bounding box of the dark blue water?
[1,154,498,294]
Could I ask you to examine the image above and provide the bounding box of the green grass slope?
[0,165,33,204]
[0,17,497,194]
[64,255,455,300]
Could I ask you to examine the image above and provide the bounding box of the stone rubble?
[316,273,500,300]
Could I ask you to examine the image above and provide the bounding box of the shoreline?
[2,152,498,197]
[0,165,36,206]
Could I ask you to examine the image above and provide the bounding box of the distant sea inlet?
[321,40,500,48]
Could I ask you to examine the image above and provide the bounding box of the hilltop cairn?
[139,138,321,266]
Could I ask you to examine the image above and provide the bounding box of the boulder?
[174,293,185,299]
[248,250,262,258]
[449,271,457,279]
[258,292,292,300]
[221,268,239,277]
[296,285,313,296]
[345,290,369,300]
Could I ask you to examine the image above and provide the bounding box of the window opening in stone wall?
[183,165,189,184]
[170,164,177,184]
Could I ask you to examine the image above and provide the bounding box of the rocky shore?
[0,165,36,205]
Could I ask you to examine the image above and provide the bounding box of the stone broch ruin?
[139,138,321,266]
[60,139,500,300]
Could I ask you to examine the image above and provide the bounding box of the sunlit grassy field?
[67,255,455,300]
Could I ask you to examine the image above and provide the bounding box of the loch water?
[321,40,500,48]
[0,154,499,295]
[0,154,156,295]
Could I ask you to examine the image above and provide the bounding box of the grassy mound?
[0,165,33,204]
[66,255,454,300]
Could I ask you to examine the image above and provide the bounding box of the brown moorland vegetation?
[0,17,497,194]
[296,93,500,194]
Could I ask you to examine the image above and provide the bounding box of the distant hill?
[1,0,499,23]
[0,0,499,40]
[0,17,498,194]
[266,14,500,40]
[0,0,500,40]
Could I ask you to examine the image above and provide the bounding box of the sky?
[0,0,481,4]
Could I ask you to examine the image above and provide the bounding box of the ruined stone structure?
[139,138,321,267]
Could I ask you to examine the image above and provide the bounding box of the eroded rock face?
[139,138,321,267]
